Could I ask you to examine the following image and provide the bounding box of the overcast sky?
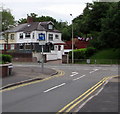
[1,0,93,23]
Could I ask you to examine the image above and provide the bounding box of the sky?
[1,0,93,23]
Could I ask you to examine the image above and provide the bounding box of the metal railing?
[63,59,120,64]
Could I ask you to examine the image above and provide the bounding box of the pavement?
[2,62,58,87]
[79,77,120,113]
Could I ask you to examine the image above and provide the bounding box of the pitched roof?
[5,21,61,33]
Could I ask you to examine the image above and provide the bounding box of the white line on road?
[43,83,66,93]
[70,72,78,77]
[76,78,110,111]
[73,75,86,81]
[89,69,98,74]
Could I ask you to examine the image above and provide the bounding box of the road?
[2,64,118,112]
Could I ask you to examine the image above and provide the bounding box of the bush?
[69,47,96,60]
[86,47,96,57]
[0,54,12,64]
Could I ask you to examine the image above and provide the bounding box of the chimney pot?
[27,16,33,23]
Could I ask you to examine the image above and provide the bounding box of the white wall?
[46,53,58,61]
[32,52,42,61]
[16,31,62,45]
[46,32,62,43]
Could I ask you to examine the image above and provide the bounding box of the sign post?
[38,33,45,73]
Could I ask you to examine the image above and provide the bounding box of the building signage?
[38,33,45,41]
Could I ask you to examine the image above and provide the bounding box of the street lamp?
[70,14,74,64]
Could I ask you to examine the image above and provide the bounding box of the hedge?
[69,47,96,60]
[0,54,12,64]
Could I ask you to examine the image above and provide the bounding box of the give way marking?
[70,72,79,77]
[89,69,98,74]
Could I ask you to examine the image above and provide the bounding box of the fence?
[62,58,120,64]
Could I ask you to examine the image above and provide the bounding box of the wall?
[3,52,33,62]
[46,53,58,61]
[46,32,62,43]
[0,63,13,77]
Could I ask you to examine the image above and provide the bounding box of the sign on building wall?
[38,33,45,41]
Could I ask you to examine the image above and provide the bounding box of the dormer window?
[48,24,53,30]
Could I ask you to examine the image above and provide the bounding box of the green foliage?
[99,2,120,48]
[69,47,96,60]
[1,9,15,31]
[90,48,120,59]
[0,54,12,64]
[72,2,120,49]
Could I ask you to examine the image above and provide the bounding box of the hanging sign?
[38,33,45,40]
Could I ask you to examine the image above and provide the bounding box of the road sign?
[38,33,45,41]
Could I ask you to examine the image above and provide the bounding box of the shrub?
[85,47,96,58]
[0,54,12,64]
[69,47,96,60]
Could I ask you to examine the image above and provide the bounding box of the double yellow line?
[0,69,65,93]
[57,75,119,113]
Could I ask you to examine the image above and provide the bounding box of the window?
[0,44,4,50]
[0,34,4,40]
[48,24,53,30]
[19,33,23,39]
[58,45,61,51]
[32,33,35,39]
[10,34,14,40]
[55,34,59,39]
[48,34,53,41]
[25,33,31,38]
[19,44,24,50]
[25,44,31,50]
[11,44,15,50]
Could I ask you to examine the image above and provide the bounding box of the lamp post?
[70,14,74,64]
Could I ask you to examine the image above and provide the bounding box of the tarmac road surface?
[1,64,119,113]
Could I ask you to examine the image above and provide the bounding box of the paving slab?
[2,64,57,87]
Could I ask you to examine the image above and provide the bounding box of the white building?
[1,18,65,61]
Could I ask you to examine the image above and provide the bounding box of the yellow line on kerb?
[0,69,65,93]
[57,77,108,113]
[57,75,119,113]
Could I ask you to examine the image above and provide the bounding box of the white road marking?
[90,69,98,73]
[43,83,66,93]
[70,72,78,77]
[73,75,86,81]
[89,71,95,73]
[76,78,110,111]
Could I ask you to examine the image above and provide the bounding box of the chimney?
[27,16,33,23]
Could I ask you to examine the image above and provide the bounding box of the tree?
[1,8,15,31]
[99,2,120,48]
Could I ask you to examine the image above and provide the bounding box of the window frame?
[11,44,15,50]
[19,33,23,39]
[48,24,53,30]
[48,34,53,41]
[25,33,31,38]
[55,34,59,39]
[10,34,15,40]
[0,44,4,50]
